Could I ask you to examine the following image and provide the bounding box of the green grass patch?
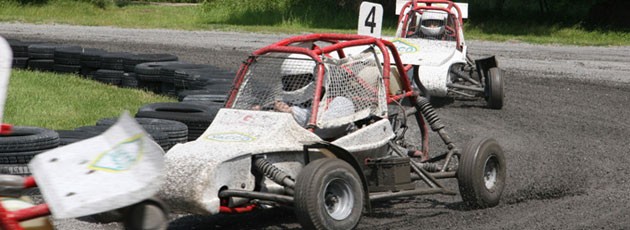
[0,0,202,30]
[4,69,175,130]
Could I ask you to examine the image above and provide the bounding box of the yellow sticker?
[391,38,419,54]
[89,134,144,172]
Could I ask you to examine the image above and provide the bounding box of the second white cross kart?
[358,0,505,109]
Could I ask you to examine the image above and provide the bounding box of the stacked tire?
[54,46,85,74]
[7,39,31,69]
[96,117,188,149]
[122,54,178,89]
[28,43,78,72]
[135,61,182,94]
[80,48,107,78]
[135,103,221,141]
[94,52,132,86]
[0,126,60,175]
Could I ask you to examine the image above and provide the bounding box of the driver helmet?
[279,53,317,105]
[420,10,447,37]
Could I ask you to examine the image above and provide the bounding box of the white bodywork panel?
[30,113,165,219]
[160,109,322,215]
[0,36,11,129]
[404,38,466,96]
[332,119,394,153]
[345,37,466,96]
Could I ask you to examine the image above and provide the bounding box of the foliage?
[199,0,389,29]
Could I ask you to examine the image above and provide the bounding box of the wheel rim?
[483,156,499,190]
[323,178,354,220]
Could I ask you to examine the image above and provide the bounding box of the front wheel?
[294,158,364,230]
[122,198,169,230]
[457,137,506,209]
[485,67,504,109]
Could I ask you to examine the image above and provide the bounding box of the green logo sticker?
[206,132,256,142]
[89,134,144,172]
[392,39,418,54]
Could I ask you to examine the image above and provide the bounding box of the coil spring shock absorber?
[414,97,453,147]
[254,157,295,195]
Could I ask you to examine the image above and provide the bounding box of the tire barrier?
[8,38,236,99]
[3,38,239,175]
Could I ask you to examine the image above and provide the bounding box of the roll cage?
[225,34,418,131]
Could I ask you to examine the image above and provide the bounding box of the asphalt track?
[1,23,630,229]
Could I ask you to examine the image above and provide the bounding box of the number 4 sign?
[358,2,383,38]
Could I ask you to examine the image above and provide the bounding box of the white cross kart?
[160,34,506,229]
[358,0,505,109]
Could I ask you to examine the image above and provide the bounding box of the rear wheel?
[294,158,363,230]
[485,67,504,109]
[457,137,506,208]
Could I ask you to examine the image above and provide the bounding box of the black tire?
[457,137,506,209]
[27,59,54,72]
[159,63,210,83]
[100,52,133,70]
[80,48,106,68]
[135,103,221,141]
[177,90,225,101]
[0,149,49,164]
[93,69,124,85]
[159,82,177,96]
[96,117,188,146]
[123,53,179,72]
[122,198,169,230]
[173,68,235,90]
[0,126,60,152]
[181,94,227,106]
[134,61,183,76]
[74,125,170,150]
[53,64,81,74]
[55,130,99,146]
[486,67,504,109]
[12,57,29,69]
[294,158,364,230]
[54,46,84,66]
[7,39,30,55]
[121,72,139,88]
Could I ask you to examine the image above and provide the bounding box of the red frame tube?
[0,176,51,230]
[219,204,257,214]
[0,124,11,135]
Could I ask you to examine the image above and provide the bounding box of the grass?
[4,69,176,130]
[0,0,628,46]
[0,0,201,30]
